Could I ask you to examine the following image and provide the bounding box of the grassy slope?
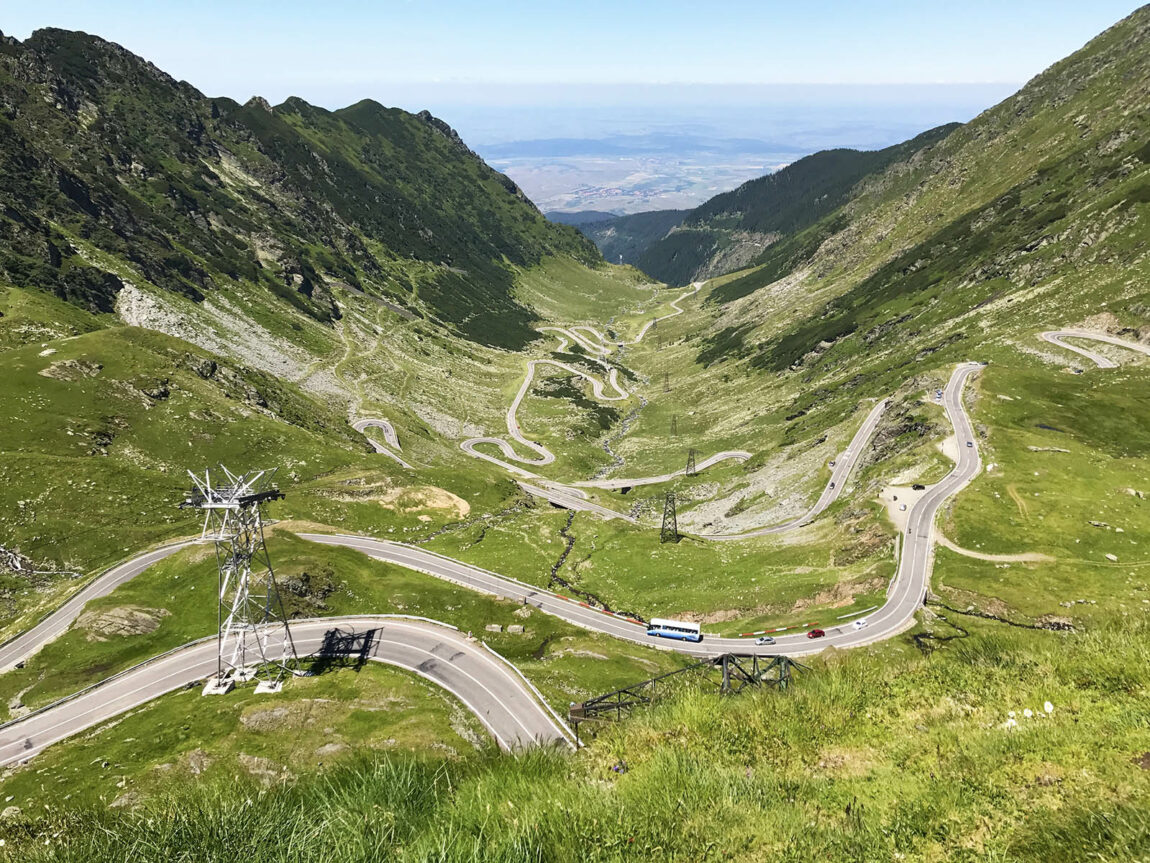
[0,28,598,350]
[704,7,1150,371]
[635,124,959,286]
[1,13,1150,859]
[5,331,1150,858]
[0,281,530,640]
[3,620,1147,861]
[0,530,687,719]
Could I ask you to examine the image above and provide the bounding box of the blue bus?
[646,618,703,643]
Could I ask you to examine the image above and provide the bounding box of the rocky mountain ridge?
[0,27,598,351]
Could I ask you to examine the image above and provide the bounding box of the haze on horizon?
[6,0,1143,212]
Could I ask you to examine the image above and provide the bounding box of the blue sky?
[2,0,1143,105]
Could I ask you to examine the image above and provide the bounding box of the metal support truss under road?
[568,653,805,738]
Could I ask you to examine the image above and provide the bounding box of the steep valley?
[0,8,1149,862]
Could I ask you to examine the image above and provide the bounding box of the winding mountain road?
[569,448,753,490]
[305,367,974,657]
[352,418,412,469]
[1040,329,1150,368]
[460,281,754,498]
[702,399,889,540]
[517,481,639,523]
[2,330,1140,764]
[0,541,195,673]
[543,283,701,355]
[0,367,973,766]
[0,616,572,767]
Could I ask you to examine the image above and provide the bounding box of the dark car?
[807,629,826,639]
[912,483,926,491]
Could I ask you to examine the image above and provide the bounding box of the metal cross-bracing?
[568,653,805,739]
[180,467,297,692]
[685,448,698,477]
[660,492,680,543]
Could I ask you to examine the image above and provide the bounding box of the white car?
[755,635,776,646]
[853,618,869,630]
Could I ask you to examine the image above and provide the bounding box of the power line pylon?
[686,448,698,477]
[181,467,297,694]
[670,414,678,437]
[660,492,680,544]
[663,372,670,393]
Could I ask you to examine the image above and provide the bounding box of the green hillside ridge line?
[570,208,689,266]
[622,124,958,287]
[0,4,1148,855]
[0,27,598,351]
[698,5,1150,359]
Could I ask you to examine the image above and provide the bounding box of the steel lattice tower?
[660,492,680,544]
[686,448,698,477]
[181,467,297,692]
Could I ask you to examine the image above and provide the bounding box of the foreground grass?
[0,662,488,808]
[2,617,1147,862]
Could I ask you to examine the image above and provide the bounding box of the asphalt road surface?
[352,418,413,468]
[1041,329,1150,368]
[462,282,743,484]
[0,541,195,672]
[6,329,1138,762]
[701,398,889,540]
[0,617,572,767]
[0,367,977,764]
[300,363,974,658]
[517,481,639,522]
[515,396,884,535]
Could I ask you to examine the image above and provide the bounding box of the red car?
[807,629,826,639]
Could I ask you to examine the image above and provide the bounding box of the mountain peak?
[416,109,473,156]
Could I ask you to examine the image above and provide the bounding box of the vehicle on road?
[755,635,775,645]
[807,629,825,639]
[966,441,974,447]
[853,618,869,630]
[829,481,835,489]
[646,618,702,643]
[912,483,926,490]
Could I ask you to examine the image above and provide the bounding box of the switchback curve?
[0,616,572,767]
